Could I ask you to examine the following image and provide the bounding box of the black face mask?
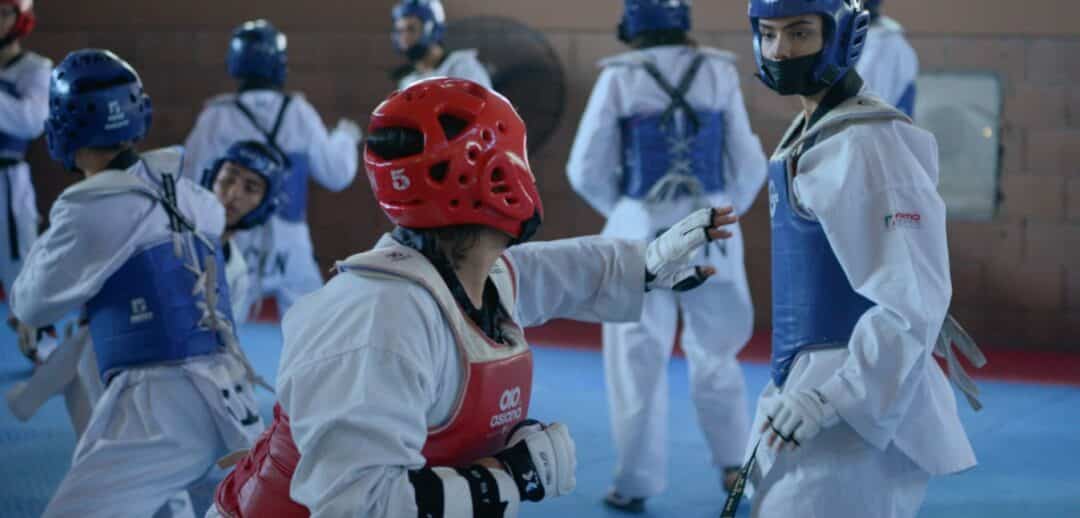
[404,42,430,63]
[759,52,831,97]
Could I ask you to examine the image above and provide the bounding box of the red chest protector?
[215,244,532,517]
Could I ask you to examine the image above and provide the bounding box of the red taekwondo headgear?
[1,0,36,42]
[364,77,544,242]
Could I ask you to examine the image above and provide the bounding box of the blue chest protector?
[619,55,726,202]
[278,151,310,222]
[768,151,874,387]
[896,82,916,118]
[0,79,30,159]
[233,95,310,222]
[85,175,234,381]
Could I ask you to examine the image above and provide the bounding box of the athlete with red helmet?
[208,77,738,518]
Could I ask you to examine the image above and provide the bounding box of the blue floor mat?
[1,319,1078,517]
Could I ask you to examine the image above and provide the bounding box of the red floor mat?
[524,319,1080,387]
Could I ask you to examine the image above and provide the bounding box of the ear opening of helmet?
[366,126,424,160]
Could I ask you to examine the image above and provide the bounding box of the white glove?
[494,420,576,501]
[333,118,363,143]
[762,388,839,450]
[645,206,736,291]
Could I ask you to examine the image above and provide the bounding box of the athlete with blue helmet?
[731,1,980,515]
[12,49,266,517]
[391,0,492,89]
[202,140,286,322]
[568,1,768,512]
[184,19,362,318]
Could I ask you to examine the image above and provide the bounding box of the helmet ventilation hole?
[429,161,450,183]
[438,114,469,141]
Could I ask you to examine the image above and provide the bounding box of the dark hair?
[419,224,489,269]
[631,29,695,49]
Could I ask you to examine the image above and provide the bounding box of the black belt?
[0,159,24,262]
[720,437,760,517]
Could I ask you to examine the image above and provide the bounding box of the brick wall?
[20,0,1080,348]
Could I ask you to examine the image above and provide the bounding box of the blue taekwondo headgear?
[45,49,152,172]
[619,0,692,43]
[227,19,288,87]
[201,140,286,230]
[748,0,870,95]
[391,0,446,62]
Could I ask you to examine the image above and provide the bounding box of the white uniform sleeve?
[225,239,253,324]
[451,56,493,89]
[181,107,222,182]
[721,75,768,216]
[0,60,50,139]
[857,28,919,109]
[795,122,951,450]
[505,236,647,328]
[889,39,919,108]
[281,281,521,518]
[566,69,623,218]
[293,97,359,192]
[280,283,435,518]
[10,197,141,327]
